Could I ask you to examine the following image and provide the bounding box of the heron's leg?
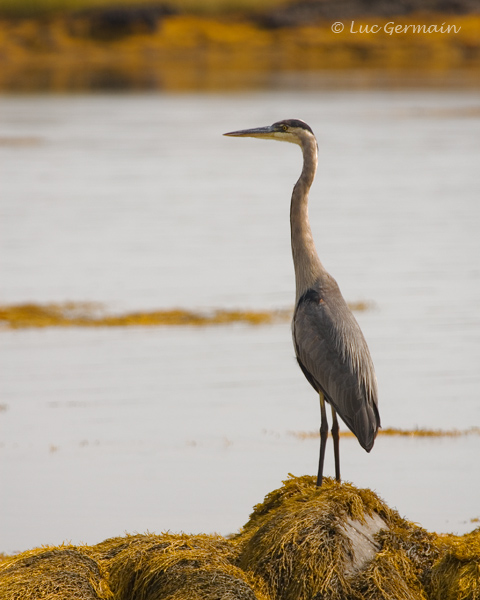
[331,406,341,482]
[316,392,328,487]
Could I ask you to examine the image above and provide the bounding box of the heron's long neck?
[290,136,324,302]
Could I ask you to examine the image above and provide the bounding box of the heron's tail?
[355,400,381,452]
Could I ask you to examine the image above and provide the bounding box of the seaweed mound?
[93,533,269,600]
[0,546,112,600]
[236,475,439,600]
[0,475,479,600]
[430,527,480,600]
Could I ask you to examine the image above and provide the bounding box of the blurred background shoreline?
[1,0,480,93]
[1,0,479,554]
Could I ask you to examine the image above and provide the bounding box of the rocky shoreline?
[0,9,479,92]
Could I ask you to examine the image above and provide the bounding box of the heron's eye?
[281,124,288,132]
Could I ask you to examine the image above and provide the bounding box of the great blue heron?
[224,119,380,486]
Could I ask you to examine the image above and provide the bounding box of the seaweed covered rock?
[92,532,269,600]
[236,475,440,600]
[350,526,440,600]
[0,545,112,600]
[1,476,479,599]
[429,527,480,600]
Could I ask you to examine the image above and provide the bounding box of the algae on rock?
[1,475,479,600]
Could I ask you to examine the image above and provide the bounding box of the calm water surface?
[1,90,480,553]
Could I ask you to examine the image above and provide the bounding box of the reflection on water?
[3,66,480,94]
[0,89,479,553]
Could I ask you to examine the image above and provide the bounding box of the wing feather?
[293,277,380,451]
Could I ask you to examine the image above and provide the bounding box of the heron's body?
[224,119,380,486]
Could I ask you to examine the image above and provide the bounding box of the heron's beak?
[223,125,276,139]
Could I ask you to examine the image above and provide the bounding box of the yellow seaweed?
[0,301,369,329]
[1,476,479,600]
[0,302,287,329]
[1,14,479,92]
[0,545,113,600]
[289,427,480,440]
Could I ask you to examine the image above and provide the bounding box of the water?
[1,90,480,554]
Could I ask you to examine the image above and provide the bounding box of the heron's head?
[224,119,315,147]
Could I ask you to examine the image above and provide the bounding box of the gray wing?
[293,277,380,451]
